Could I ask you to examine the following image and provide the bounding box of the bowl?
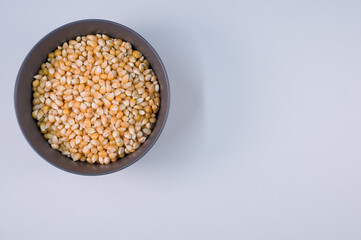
[14,19,170,175]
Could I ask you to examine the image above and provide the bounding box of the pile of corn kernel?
[31,34,160,164]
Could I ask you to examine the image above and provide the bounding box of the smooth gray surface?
[1,0,361,239]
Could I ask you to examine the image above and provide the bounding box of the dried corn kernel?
[31,34,160,164]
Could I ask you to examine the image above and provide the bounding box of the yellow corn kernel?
[32,80,40,87]
[33,92,40,99]
[133,50,142,59]
[63,109,70,115]
[54,49,62,56]
[42,105,50,113]
[100,73,108,80]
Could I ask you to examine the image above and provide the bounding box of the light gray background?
[0,0,360,239]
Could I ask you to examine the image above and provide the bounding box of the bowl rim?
[14,19,170,175]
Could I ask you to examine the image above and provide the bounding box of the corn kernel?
[31,34,159,164]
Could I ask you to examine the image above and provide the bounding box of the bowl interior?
[15,19,169,175]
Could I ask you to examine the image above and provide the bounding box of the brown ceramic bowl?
[14,19,170,175]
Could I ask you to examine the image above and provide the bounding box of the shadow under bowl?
[14,19,170,175]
